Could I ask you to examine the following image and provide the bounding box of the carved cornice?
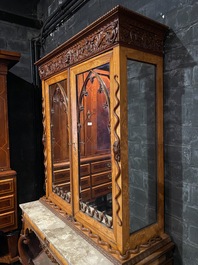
[119,22,164,55]
[38,19,118,79]
[36,6,168,80]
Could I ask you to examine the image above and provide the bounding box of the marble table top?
[20,200,114,265]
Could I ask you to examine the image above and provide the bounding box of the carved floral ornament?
[38,19,119,79]
[38,14,164,80]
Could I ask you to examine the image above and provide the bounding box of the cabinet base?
[124,241,174,265]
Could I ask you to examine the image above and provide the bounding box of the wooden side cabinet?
[0,50,20,264]
[0,171,17,232]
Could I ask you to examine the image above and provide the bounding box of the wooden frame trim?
[118,46,164,250]
[69,51,116,245]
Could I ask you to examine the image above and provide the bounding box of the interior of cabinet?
[77,63,112,215]
[49,78,71,196]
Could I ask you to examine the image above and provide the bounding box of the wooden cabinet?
[19,6,174,265]
[0,171,17,232]
[0,50,20,263]
[0,50,20,232]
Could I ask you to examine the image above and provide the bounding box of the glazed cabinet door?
[43,70,72,214]
[70,52,116,244]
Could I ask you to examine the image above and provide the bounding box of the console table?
[18,199,115,265]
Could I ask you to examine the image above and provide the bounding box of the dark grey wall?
[0,0,39,19]
[0,20,39,83]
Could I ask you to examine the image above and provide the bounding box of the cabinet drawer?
[92,171,111,186]
[0,195,15,212]
[53,182,70,193]
[53,168,70,184]
[81,188,91,201]
[91,160,111,174]
[92,183,111,199]
[0,211,15,230]
[80,164,90,177]
[0,178,14,195]
[80,176,90,190]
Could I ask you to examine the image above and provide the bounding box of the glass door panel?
[49,78,71,203]
[76,63,113,227]
[127,59,157,234]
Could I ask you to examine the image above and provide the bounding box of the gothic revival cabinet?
[19,6,174,265]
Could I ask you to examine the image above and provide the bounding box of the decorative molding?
[37,6,168,80]
[120,23,164,55]
[51,83,68,114]
[118,11,165,55]
[38,19,118,79]
[80,201,113,228]
[52,185,71,203]
[113,75,122,226]
[41,97,48,188]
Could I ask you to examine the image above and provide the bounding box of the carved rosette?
[38,19,118,79]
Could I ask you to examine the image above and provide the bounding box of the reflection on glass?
[49,79,71,202]
[77,63,112,227]
[127,59,157,234]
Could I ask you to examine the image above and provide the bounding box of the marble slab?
[20,200,114,265]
